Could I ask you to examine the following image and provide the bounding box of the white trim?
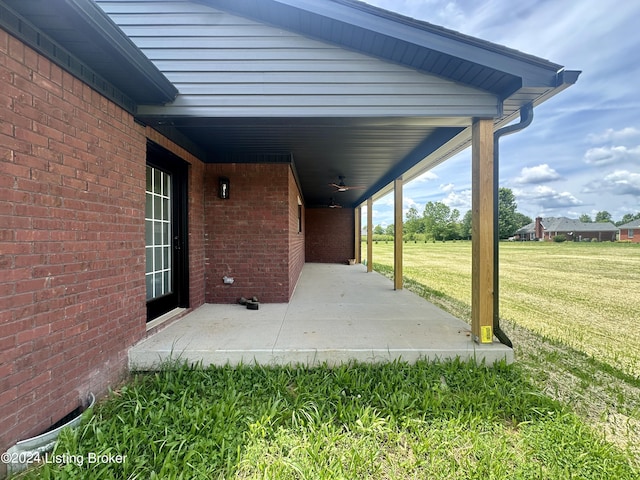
[146,307,187,332]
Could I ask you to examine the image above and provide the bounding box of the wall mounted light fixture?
[218,176,230,199]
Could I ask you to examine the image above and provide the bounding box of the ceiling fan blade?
[329,182,365,191]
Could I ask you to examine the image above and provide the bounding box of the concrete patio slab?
[129,263,514,369]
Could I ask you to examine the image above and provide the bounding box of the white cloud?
[404,197,421,210]
[375,193,395,208]
[414,171,439,182]
[514,164,561,184]
[584,145,640,166]
[442,189,471,211]
[515,185,583,209]
[440,183,455,192]
[587,127,640,144]
[584,170,640,196]
[360,0,640,221]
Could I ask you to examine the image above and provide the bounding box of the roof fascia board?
[518,68,581,109]
[0,0,138,113]
[64,0,177,103]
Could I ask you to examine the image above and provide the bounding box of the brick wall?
[288,172,305,299]
[305,208,355,263]
[0,29,147,454]
[619,228,638,243]
[0,30,206,460]
[204,163,304,303]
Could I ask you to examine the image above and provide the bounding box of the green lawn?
[369,240,640,467]
[17,361,638,479]
[371,241,640,377]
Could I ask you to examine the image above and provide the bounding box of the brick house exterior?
[203,162,306,303]
[306,208,356,264]
[0,21,312,467]
[618,219,640,243]
[1,0,579,470]
[516,217,618,242]
[1,27,145,457]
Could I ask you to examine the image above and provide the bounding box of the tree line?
[367,188,640,241]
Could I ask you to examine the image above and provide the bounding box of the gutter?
[492,102,534,348]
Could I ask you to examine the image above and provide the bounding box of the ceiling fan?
[328,197,342,208]
[329,175,365,192]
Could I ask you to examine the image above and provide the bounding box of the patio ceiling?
[3,0,580,209]
[145,116,466,208]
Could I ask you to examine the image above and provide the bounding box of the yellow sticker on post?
[480,326,493,343]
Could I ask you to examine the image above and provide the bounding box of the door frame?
[146,140,189,321]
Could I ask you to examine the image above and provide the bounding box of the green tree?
[384,224,395,236]
[423,201,451,241]
[514,212,532,230]
[498,187,519,239]
[447,208,461,240]
[373,224,384,235]
[460,209,473,239]
[595,211,612,223]
[617,212,640,226]
[404,206,423,235]
[579,214,592,223]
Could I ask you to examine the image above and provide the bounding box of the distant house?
[618,219,640,243]
[516,217,618,242]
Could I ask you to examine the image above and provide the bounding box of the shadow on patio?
[129,264,513,370]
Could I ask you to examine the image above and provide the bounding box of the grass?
[370,240,640,467]
[16,241,640,479]
[16,360,638,479]
[371,241,640,377]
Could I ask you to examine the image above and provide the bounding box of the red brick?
[15,325,50,345]
[305,208,355,263]
[203,163,302,303]
[33,121,65,143]
[1,155,31,179]
[13,72,49,103]
[32,71,63,97]
[16,370,51,399]
[0,31,207,455]
[29,167,61,186]
[15,151,49,171]
[12,100,47,126]
[0,387,17,411]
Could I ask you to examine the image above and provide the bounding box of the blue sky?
[360,0,640,226]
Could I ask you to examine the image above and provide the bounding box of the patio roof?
[3,0,580,209]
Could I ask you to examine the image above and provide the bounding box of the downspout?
[493,103,534,348]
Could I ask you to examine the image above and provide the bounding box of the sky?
[360,0,640,227]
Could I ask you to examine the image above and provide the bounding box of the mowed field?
[371,241,640,377]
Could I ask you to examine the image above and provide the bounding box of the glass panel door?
[145,141,189,322]
[145,166,172,301]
